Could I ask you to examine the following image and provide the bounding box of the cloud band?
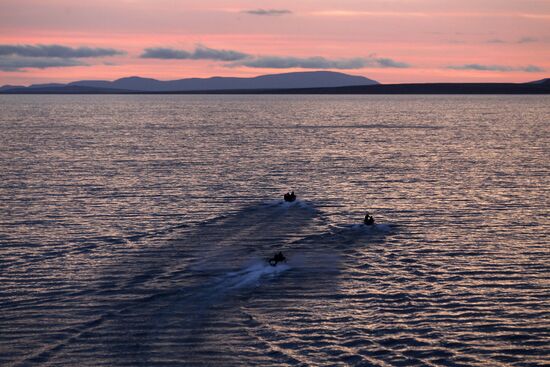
[0,44,125,58]
[447,64,544,72]
[242,9,292,16]
[140,46,409,70]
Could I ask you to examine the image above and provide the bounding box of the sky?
[1,0,549,85]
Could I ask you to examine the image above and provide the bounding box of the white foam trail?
[220,260,290,290]
[276,199,316,211]
[350,223,392,232]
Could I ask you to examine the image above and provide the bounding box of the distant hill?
[2,85,134,94]
[65,71,377,91]
[27,83,67,89]
[242,82,550,94]
[527,78,550,85]
[0,85,24,91]
[2,73,549,94]
[0,71,376,93]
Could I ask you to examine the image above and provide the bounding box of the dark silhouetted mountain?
[1,83,66,91]
[2,74,549,94]
[67,71,378,91]
[28,83,67,89]
[0,85,24,91]
[2,85,133,94]
[527,78,550,85]
[245,82,550,94]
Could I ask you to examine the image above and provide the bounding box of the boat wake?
[349,223,393,233]
[218,259,291,290]
[8,199,395,366]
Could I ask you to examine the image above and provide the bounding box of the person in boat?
[283,191,296,202]
[364,212,375,225]
[268,251,286,266]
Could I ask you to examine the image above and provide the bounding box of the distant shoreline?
[2,83,549,95]
[2,71,548,94]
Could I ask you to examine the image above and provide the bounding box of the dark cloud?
[447,64,544,72]
[192,46,249,61]
[0,44,122,71]
[233,56,367,69]
[517,37,538,44]
[486,37,539,44]
[0,44,125,58]
[0,57,86,71]
[141,46,249,61]
[523,65,545,72]
[233,56,409,69]
[374,58,410,68]
[243,9,292,16]
[141,48,191,59]
[141,45,409,70]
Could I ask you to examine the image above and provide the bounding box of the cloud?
[141,46,249,61]
[243,9,292,16]
[447,64,544,72]
[230,55,409,69]
[0,44,124,58]
[486,37,540,44]
[374,57,410,68]
[192,46,249,61]
[517,37,538,44]
[0,57,86,71]
[232,56,366,69]
[0,44,123,71]
[523,65,545,72]
[141,45,409,70]
[141,48,191,59]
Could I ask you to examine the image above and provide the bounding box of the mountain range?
[1,72,549,94]
[0,71,377,93]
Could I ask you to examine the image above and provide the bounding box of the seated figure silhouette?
[364,212,375,226]
[283,191,296,202]
[268,251,286,266]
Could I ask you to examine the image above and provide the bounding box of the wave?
[183,199,322,273]
[7,198,397,366]
[348,223,393,233]
[215,259,291,290]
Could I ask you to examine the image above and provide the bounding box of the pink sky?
[1,0,549,85]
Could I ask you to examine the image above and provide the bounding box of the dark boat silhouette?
[284,191,296,202]
[268,252,286,266]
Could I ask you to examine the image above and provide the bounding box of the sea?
[0,95,548,366]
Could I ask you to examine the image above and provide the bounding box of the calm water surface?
[0,95,549,366]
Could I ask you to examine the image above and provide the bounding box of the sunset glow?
[1,0,549,85]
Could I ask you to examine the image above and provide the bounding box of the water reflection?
[0,95,548,366]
